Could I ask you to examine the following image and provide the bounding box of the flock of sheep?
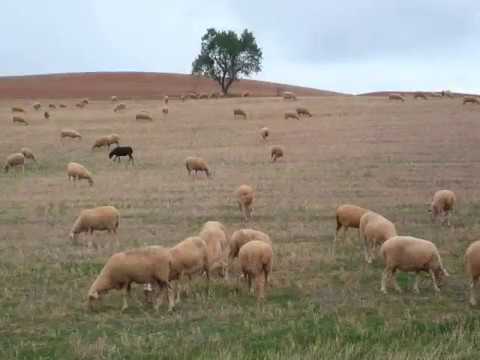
[5,90,480,315]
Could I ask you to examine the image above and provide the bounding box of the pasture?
[1,95,480,359]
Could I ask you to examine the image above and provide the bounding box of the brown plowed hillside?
[0,72,342,99]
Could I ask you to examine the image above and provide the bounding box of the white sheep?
[296,107,312,117]
[11,106,25,113]
[333,204,369,254]
[236,184,255,221]
[380,236,449,294]
[465,240,480,305]
[113,103,126,112]
[284,112,299,120]
[185,156,210,177]
[163,95,169,104]
[12,115,28,125]
[136,113,153,121]
[61,129,82,141]
[430,190,456,226]
[270,145,284,162]
[66,162,94,186]
[20,147,36,162]
[282,91,297,100]
[4,153,25,173]
[88,246,174,312]
[69,205,119,246]
[388,94,405,102]
[233,108,247,119]
[229,229,271,260]
[199,221,229,279]
[92,134,120,150]
[260,127,269,141]
[111,96,118,102]
[239,240,273,302]
[359,211,397,263]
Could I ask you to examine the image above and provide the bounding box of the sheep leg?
[363,236,372,264]
[470,277,478,306]
[143,283,154,305]
[255,275,265,302]
[247,274,253,295]
[413,273,420,293]
[430,269,441,292]
[121,284,131,311]
[381,269,390,294]
[166,283,175,312]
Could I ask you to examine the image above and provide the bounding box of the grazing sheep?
[4,153,25,173]
[359,211,397,263]
[67,162,93,186]
[61,129,82,140]
[12,115,28,125]
[233,108,247,119]
[239,240,273,302]
[82,98,89,105]
[92,134,120,150]
[88,246,173,312]
[229,229,271,260]
[75,102,85,109]
[111,96,118,102]
[44,111,50,120]
[270,145,284,162]
[388,94,405,102]
[199,221,229,279]
[380,236,448,294]
[242,91,250,97]
[70,205,120,246]
[414,92,428,100]
[163,95,169,104]
[162,107,169,115]
[11,106,25,113]
[185,156,210,177]
[284,112,299,120]
[430,190,456,226]
[33,103,41,111]
[136,113,153,121]
[260,127,269,141]
[109,133,120,146]
[236,184,255,221]
[282,91,297,100]
[113,103,126,112]
[333,204,369,254]
[296,107,312,117]
[59,104,67,108]
[463,97,480,105]
[48,104,56,109]
[20,147,36,162]
[109,146,134,164]
[465,241,480,306]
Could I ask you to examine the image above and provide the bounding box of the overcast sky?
[1,0,480,94]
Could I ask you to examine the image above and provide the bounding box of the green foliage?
[192,28,263,95]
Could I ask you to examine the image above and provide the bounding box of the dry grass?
[1,95,480,358]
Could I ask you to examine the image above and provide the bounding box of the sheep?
[113,103,126,112]
[333,204,369,254]
[359,211,397,263]
[229,229,271,260]
[380,236,449,294]
[414,92,428,100]
[48,104,56,109]
[463,97,480,105]
[12,115,28,125]
[92,134,120,150]
[59,104,67,108]
[284,112,299,120]
[33,103,41,111]
[236,184,255,221]
[67,162,93,186]
[11,106,25,113]
[296,107,312,117]
[4,153,25,173]
[282,91,297,100]
[135,113,153,121]
[88,246,174,312]
[20,147,36,162]
[199,221,229,279]
[242,91,250,97]
[163,95,169,104]
[61,129,82,141]
[270,145,284,162]
[75,102,85,109]
[69,205,119,247]
[185,156,210,177]
[180,95,186,102]
[233,108,247,119]
[44,111,50,120]
[465,241,480,306]
[238,240,273,302]
[109,146,134,164]
[81,98,89,105]
[111,95,118,102]
[430,190,456,226]
[260,127,269,141]
[162,107,169,115]
[388,94,405,102]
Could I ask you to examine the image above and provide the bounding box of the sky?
[1,0,480,94]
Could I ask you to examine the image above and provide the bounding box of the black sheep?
[109,146,134,164]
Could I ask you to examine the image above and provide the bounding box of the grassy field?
[2,95,480,359]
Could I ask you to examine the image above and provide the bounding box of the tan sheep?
[82,98,89,105]
[185,156,210,177]
[69,205,119,246]
[136,113,153,121]
[463,97,480,105]
[260,127,269,141]
[199,221,229,279]
[465,241,480,306]
[430,190,456,226]
[284,112,299,120]
[111,96,118,102]
[92,134,120,150]
[20,147,36,162]
[67,162,93,186]
[296,107,312,117]
[388,94,405,102]
[233,108,247,119]
[11,106,25,113]
[359,211,397,263]
[163,95,169,104]
[75,102,85,109]
[162,107,169,115]
[380,236,449,294]
[61,129,82,141]
[4,153,25,173]
[88,246,173,312]
[414,92,428,100]
[236,184,255,221]
[239,240,273,302]
[113,103,126,112]
[333,204,369,254]
[44,111,50,120]
[229,229,271,260]
[33,103,41,111]
[109,133,120,146]
[48,104,56,109]
[270,145,284,162]
[12,115,28,125]
[59,104,67,108]
[282,91,297,100]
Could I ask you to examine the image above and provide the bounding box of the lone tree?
[192,28,263,95]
